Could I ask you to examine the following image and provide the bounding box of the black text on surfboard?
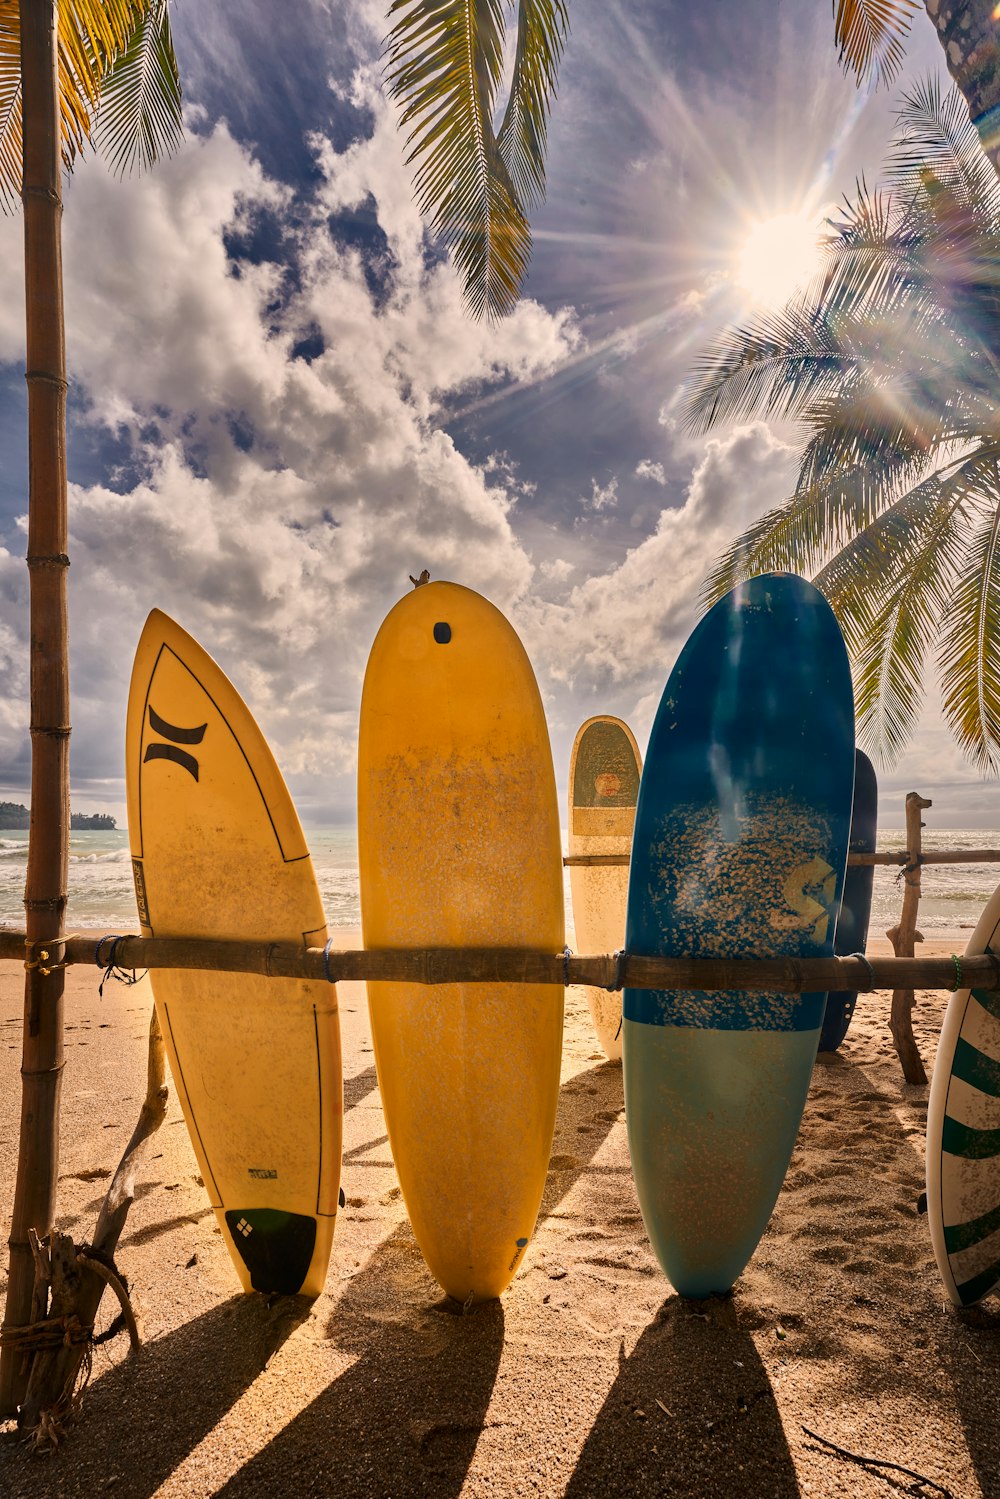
[144,705,208,781]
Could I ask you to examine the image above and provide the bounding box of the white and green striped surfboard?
[927,886,1000,1307]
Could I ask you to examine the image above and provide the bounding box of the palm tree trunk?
[925,0,1000,177]
[0,0,71,1419]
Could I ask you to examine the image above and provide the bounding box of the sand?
[0,930,997,1498]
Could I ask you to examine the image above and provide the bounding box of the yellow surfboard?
[358,581,564,1301]
[568,716,642,1061]
[126,610,342,1298]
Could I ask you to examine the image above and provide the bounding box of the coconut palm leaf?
[818,182,916,312]
[832,0,917,89]
[0,5,20,210]
[681,298,865,433]
[385,0,530,320]
[0,1,180,208]
[93,0,181,176]
[495,0,568,209]
[821,470,972,761]
[939,474,1000,772]
[700,458,908,605]
[887,74,1000,218]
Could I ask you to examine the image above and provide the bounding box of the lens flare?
[736,212,823,307]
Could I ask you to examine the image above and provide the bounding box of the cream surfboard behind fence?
[126,610,341,1298]
[568,716,642,1061]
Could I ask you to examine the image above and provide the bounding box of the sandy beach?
[0,930,997,1498]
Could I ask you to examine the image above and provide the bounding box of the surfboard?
[820,748,878,1052]
[358,580,564,1301]
[126,610,341,1298]
[926,884,1000,1306]
[568,716,642,1061]
[623,573,854,1298]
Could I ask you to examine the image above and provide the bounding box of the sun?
[735,211,824,308]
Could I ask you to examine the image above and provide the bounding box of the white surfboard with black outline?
[126,610,342,1298]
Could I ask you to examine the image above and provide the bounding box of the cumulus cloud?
[586,477,619,512]
[0,86,580,818]
[518,423,798,697]
[635,459,666,485]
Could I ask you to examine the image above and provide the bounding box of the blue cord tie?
[97,934,146,998]
[323,937,336,985]
[848,951,877,992]
[608,950,627,992]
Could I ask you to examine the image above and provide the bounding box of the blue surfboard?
[623,574,854,1297]
[820,749,877,1052]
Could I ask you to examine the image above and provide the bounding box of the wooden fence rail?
[564,849,1000,868]
[1,932,996,994]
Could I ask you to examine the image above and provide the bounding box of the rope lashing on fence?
[23,933,79,977]
[2,931,998,993]
[847,951,877,992]
[94,934,147,998]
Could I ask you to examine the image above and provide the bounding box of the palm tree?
[834,2,1000,181]
[0,0,181,1419]
[683,78,1000,773]
[384,0,569,320]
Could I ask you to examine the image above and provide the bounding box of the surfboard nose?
[225,1208,318,1295]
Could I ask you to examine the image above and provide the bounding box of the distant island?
[0,802,117,832]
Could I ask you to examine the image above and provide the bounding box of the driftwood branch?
[802,1424,953,1496]
[0,932,996,994]
[16,1006,167,1442]
[887,793,932,1085]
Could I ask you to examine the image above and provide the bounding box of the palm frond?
[699,459,903,606]
[93,0,182,176]
[495,0,568,209]
[0,1,180,208]
[821,471,970,763]
[938,470,1000,773]
[795,368,972,492]
[0,3,20,210]
[680,298,862,434]
[384,0,529,319]
[833,0,916,88]
[887,74,1000,219]
[818,182,926,316]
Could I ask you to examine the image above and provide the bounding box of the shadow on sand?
[564,1294,800,1499]
[218,1224,504,1497]
[217,1056,628,1496]
[0,1291,311,1498]
[0,1050,627,1496]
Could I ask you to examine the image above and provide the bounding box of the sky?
[0,0,994,832]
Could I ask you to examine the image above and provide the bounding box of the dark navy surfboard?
[623,574,855,1297]
[820,749,878,1052]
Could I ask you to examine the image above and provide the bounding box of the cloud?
[518,422,798,696]
[586,477,619,512]
[635,459,666,484]
[0,89,580,818]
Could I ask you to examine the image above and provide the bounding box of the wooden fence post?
[886,791,932,1085]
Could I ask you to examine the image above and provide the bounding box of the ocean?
[1,825,999,940]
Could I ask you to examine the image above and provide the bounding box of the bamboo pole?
[0,932,996,994]
[0,0,71,1420]
[886,792,933,1085]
